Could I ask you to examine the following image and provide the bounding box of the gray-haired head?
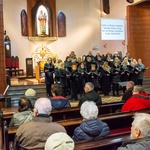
[126,81,134,90]
[85,82,94,91]
[80,101,98,120]
[34,97,52,116]
[133,85,145,93]
[131,113,150,138]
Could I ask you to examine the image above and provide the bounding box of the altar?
[32,45,58,82]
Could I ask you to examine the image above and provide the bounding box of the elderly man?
[78,82,102,107]
[121,85,150,112]
[117,113,150,150]
[121,81,135,102]
[14,97,66,149]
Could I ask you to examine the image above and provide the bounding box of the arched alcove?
[27,0,57,39]
[58,12,66,37]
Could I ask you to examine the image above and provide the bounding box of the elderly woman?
[9,97,33,127]
[72,101,110,141]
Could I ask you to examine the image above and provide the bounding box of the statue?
[38,10,47,35]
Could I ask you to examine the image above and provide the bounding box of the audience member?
[73,101,110,141]
[45,132,74,150]
[25,88,37,106]
[9,97,33,127]
[117,113,150,150]
[78,82,102,107]
[121,85,150,112]
[51,84,71,109]
[121,81,135,102]
[14,97,66,149]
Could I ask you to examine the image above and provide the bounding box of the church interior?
[1,0,150,149]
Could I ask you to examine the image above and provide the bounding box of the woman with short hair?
[51,84,71,109]
[73,101,110,141]
[9,97,33,127]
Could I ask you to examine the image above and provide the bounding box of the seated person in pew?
[14,97,66,149]
[9,97,33,127]
[45,132,74,150]
[121,85,150,112]
[51,84,71,109]
[25,88,37,106]
[117,113,150,150]
[78,82,102,107]
[121,81,135,102]
[72,101,110,142]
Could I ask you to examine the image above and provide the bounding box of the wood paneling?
[0,0,6,107]
[127,1,150,76]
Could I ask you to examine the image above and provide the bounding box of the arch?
[37,5,49,36]
[58,12,66,37]
[21,9,28,36]
[31,0,53,37]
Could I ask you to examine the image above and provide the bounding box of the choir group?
[44,51,147,100]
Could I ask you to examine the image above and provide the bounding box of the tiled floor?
[11,77,40,86]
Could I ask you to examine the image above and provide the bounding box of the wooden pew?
[2,101,124,122]
[74,131,130,150]
[3,108,150,150]
[57,108,150,136]
[6,109,150,140]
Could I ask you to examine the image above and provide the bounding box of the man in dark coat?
[78,82,102,107]
[121,81,134,102]
[117,113,150,150]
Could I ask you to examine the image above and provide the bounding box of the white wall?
[3,0,137,71]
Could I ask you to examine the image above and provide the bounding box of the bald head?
[126,81,135,90]
[34,97,52,116]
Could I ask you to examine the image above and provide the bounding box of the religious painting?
[58,12,66,37]
[21,9,28,36]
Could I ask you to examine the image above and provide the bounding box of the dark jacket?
[72,119,110,142]
[51,96,71,109]
[44,63,54,84]
[117,136,150,150]
[121,87,133,102]
[78,90,102,107]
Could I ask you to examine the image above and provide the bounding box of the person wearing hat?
[45,132,74,150]
[25,88,37,105]
[44,57,55,97]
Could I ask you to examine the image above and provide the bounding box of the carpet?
[10,78,19,85]
[25,79,39,83]
[70,95,122,107]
